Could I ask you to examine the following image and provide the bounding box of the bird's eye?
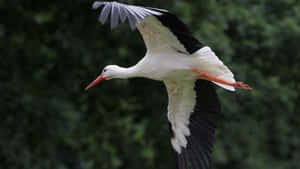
[103,69,107,73]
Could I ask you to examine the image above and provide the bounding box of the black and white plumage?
[92,1,203,54]
[87,1,252,169]
[171,80,220,169]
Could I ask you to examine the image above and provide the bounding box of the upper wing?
[165,79,220,169]
[93,1,203,54]
[92,1,164,30]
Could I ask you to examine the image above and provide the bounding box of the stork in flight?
[86,1,252,169]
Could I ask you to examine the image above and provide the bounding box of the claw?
[233,82,252,90]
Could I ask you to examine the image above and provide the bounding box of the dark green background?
[1,0,299,169]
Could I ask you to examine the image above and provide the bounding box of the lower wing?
[164,79,220,169]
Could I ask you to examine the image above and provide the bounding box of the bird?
[86,1,252,169]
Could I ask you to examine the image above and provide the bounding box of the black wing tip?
[173,80,218,169]
[177,138,213,169]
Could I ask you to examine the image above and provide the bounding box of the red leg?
[191,69,252,90]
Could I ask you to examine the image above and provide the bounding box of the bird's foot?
[191,68,252,90]
[232,82,252,90]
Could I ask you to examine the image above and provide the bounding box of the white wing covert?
[165,79,220,169]
[93,1,203,54]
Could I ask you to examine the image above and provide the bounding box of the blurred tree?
[1,0,299,169]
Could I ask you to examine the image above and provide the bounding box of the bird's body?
[86,2,252,169]
[103,44,237,90]
[120,46,228,81]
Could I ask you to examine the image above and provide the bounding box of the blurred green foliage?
[1,0,300,169]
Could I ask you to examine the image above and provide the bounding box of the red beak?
[85,74,106,90]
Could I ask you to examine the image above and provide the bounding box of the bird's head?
[85,65,124,90]
[102,65,124,79]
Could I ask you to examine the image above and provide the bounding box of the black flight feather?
[148,9,203,54]
[92,1,203,54]
[172,80,220,169]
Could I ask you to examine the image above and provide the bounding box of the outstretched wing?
[165,79,220,169]
[92,1,203,54]
[92,1,164,30]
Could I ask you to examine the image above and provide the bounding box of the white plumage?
[86,2,252,169]
[193,47,236,91]
[165,79,196,153]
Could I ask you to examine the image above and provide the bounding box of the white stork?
[86,1,252,169]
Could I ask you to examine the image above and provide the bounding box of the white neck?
[114,65,140,79]
[110,56,152,79]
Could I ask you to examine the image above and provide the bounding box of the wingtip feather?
[110,3,120,29]
[99,4,112,24]
[92,1,105,9]
[93,1,165,30]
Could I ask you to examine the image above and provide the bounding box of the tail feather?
[196,47,237,91]
[213,73,236,91]
[213,82,235,91]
